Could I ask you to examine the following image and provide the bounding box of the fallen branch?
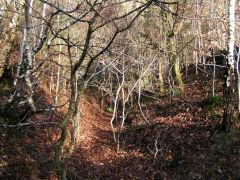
[0,121,60,128]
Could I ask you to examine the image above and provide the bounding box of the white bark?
[222,0,236,132]
[55,15,62,104]
[210,0,215,96]
[33,1,47,53]
[228,0,236,80]
[194,0,199,74]
[25,0,37,112]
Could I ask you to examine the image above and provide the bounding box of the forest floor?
[1,65,240,179]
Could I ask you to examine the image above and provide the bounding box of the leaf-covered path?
[66,68,240,179]
[1,66,240,179]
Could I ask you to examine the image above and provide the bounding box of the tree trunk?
[169,36,183,89]
[158,62,164,93]
[55,15,62,105]
[237,47,240,118]
[210,0,216,97]
[222,0,236,132]
[165,8,184,90]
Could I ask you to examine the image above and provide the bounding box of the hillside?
[1,65,240,179]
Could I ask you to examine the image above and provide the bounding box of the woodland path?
[1,67,239,179]
[65,68,238,179]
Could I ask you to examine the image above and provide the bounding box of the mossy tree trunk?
[54,20,94,179]
[169,36,183,88]
[141,67,152,90]
[55,71,82,179]
[164,3,184,91]
[167,26,184,90]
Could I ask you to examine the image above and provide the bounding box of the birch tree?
[222,0,236,132]
[210,0,216,97]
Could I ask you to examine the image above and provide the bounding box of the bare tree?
[41,1,155,179]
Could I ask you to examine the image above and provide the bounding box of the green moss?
[200,96,223,119]
[201,96,223,113]
[202,96,223,108]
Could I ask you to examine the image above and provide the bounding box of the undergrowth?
[201,96,223,120]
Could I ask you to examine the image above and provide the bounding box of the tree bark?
[55,15,62,105]
[169,35,183,89]
[222,0,236,132]
[158,62,164,93]
[210,0,216,97]
[164,6,184,90]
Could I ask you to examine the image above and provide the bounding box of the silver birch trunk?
[55,15,62,104]
[210,0,216,97]
[24,0,37,112]
[228,0,236,76]
[222,0,236,132]
[194,0,199,74]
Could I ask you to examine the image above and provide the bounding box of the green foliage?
[202,96,223,106]
[105,107,114,113]
[210,113,217,120]
[174,88,181,98]
[201,96,223,111]
[200,96,223,121]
